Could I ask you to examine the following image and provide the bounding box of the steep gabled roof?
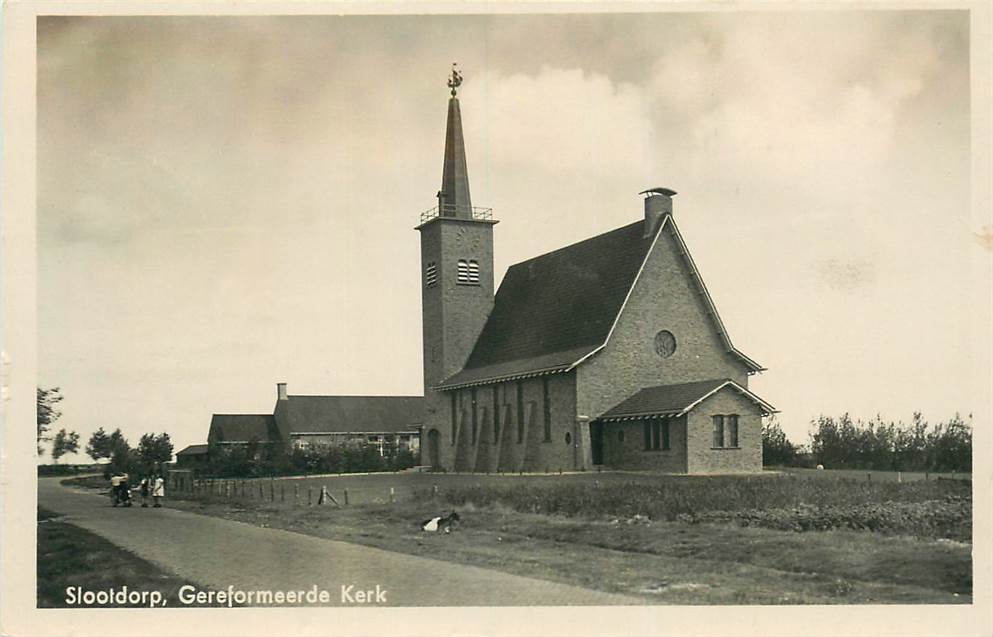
[439,221,655,388]
[275,395,424,434]
[438,215,763,390]
[599,378,777,421]
[208,414,281,443]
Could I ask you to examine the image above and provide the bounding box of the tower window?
[457,259,480,285]
[425,262,438,287]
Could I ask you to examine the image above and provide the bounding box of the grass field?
[36,508,228,608]
[92,469,970,605]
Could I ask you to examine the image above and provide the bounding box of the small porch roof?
[598,379,777,422]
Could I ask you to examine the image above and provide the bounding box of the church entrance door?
[427,429,441,468]
[590,421,604,465]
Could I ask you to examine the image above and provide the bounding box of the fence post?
[867,473,871,482]
[897,471,902,483]
[432,484,438,499]
[344,488,349,506]
[270,477,275,502]
[259,483,264,499]
[295,483,299,504]
[389,487,395,504]
[925,471,929,481]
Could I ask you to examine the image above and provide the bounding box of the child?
[139,476,150,507]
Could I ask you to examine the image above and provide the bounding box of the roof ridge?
[505,219,644,271]
[285,394,423,399]
[211,413,274,417]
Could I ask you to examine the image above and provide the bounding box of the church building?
[182,66,775,474]
[416,66,775,473]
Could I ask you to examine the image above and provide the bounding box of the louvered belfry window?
[425,262,438,287]
[457,259,480,285]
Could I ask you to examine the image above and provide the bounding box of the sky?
[36,11,986,463]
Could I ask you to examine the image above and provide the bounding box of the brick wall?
[418,216,495,470]
[437,372,580,472]
[601,417,688,472]
[685,387,763,473]
[577,219,751,421]
[419,218,495,389]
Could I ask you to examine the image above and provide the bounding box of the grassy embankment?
[94,472,973,605]
[37,508,226,608]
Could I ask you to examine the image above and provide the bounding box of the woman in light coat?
[152,474,165,507]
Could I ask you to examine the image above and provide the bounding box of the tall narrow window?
[542,377,551,442]
[644,421,667,451]
[425,262,438,287]
[470,389,478,445]
[450,393,457,445]
[712,415,725,448]
[504,401,514,440]
[516,381,525,443]
[727,415,739,448]
[492,386,501,443]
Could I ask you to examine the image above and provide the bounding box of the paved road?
[39,478,643,607]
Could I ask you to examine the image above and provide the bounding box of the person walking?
[152,474,165,508]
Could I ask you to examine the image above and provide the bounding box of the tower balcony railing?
[419,204,494,224]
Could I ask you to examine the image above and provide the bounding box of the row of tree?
[37,386,174,475]
[763,412,972,473]
[199,439,417,478]
[86,427,175,476]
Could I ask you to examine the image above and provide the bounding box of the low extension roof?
[275,395,424,434]
[208,414,281,443]
[438,216,763,390]
[599,379,777,421]
[176,444,209,456]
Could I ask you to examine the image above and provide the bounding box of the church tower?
[417,65,497,467]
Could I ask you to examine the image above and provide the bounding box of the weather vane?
[447,62,463,97]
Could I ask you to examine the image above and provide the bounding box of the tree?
[108,428,128,451]
[37,387,64,455]
[762,417,802,467]
[137,432,174,471]
[85,427,113,462]
[51,428,80,463]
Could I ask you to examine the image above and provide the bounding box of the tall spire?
[439,63,472,219]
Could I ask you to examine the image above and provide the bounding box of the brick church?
[417,67,775,473]
[182,67,775,474]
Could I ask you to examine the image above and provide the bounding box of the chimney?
[640,187,676,238]
[277,382,288,401]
